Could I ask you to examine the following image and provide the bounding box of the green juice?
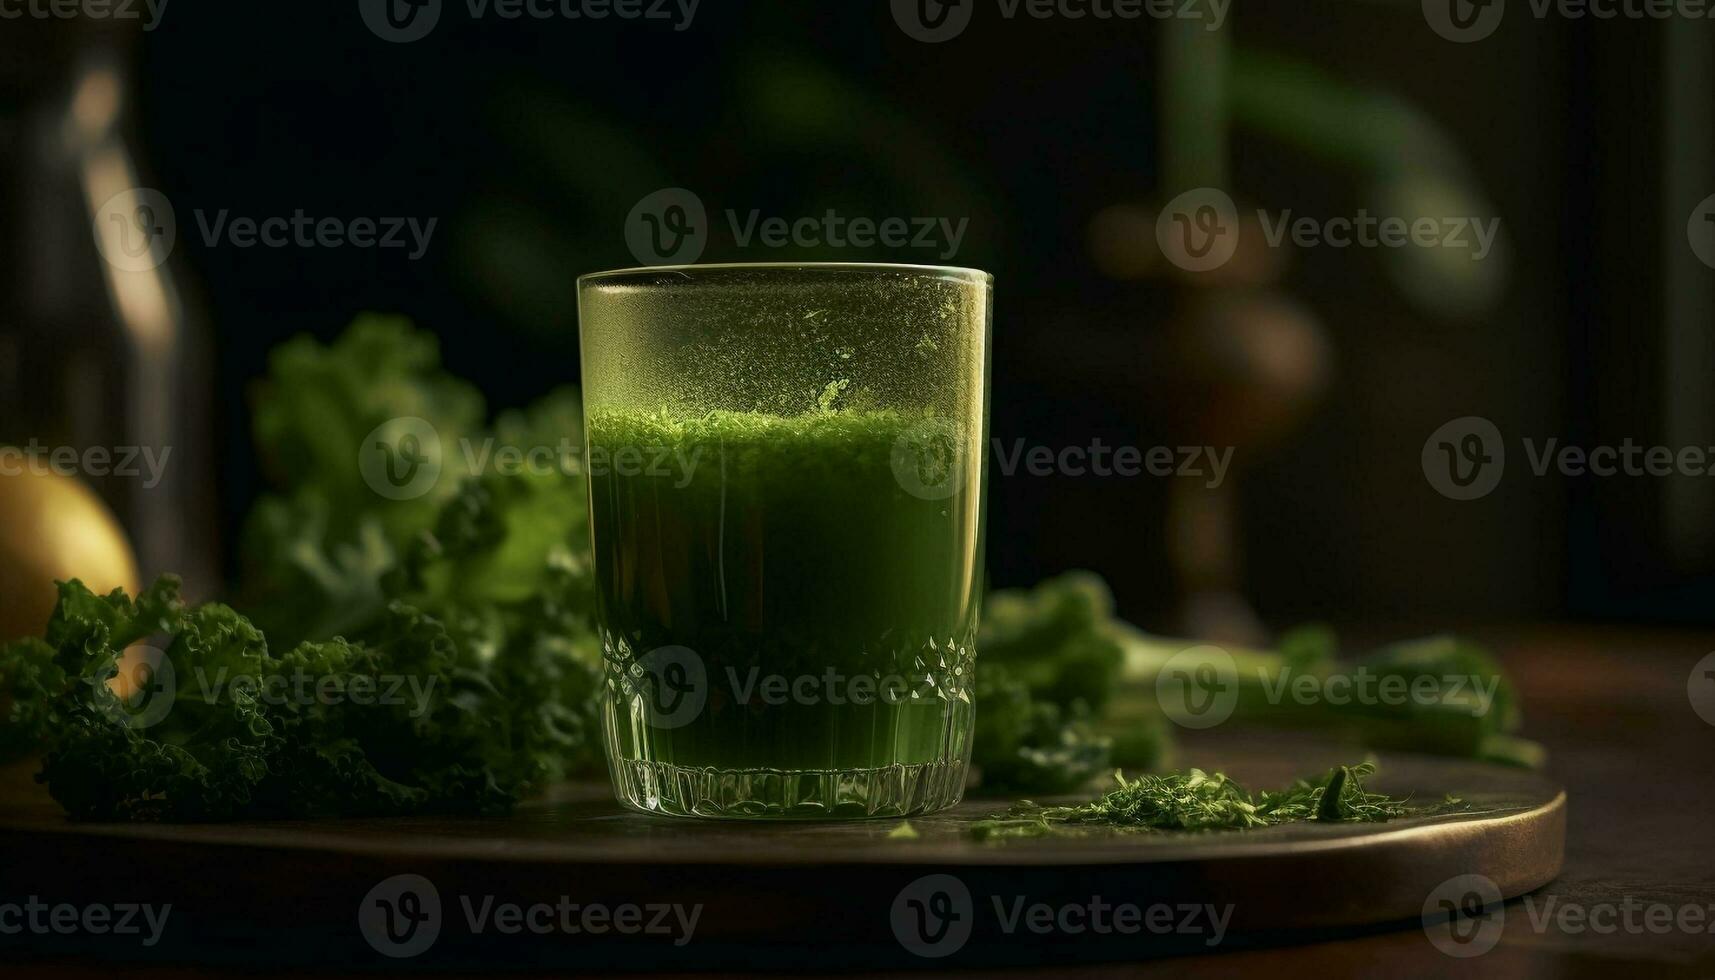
[587,407,983,818]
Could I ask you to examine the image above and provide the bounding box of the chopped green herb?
[968,762,1463,840]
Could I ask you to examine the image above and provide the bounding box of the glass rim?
[577,261,992,287]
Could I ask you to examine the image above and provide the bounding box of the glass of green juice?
[576,262,992,819]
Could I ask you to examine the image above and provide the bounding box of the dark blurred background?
[3,0,1713,636]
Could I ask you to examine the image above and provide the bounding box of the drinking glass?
[577,263,992,818]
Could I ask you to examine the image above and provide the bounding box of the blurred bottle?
[0,21,215,603]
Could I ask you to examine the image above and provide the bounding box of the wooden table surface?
[4,624,1713,976]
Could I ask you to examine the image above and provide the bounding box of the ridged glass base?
[609,758,967,819]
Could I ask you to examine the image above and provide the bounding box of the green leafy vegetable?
[970,663,1114,795]
[0,315,607,821]
[32,579,280,821]
[0,637,60,762]
[971,572,1164,793]
[10,573,592,821]
[266,605,518,817]
[250,313,484,529]
[240,313,485,649]
[1107,622,1544,769]
[957,566,1538,798]
[239,314,606,789]
[977,571,1125,711]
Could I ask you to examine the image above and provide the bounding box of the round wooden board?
[0,744,1563,971]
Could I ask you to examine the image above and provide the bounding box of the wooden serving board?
[0,743,1563,972]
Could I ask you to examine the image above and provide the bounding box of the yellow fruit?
[0,468,141,642]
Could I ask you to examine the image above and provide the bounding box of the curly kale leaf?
[240,492,397,651]
[978,570,1125,712]
[972,572,1137,793]
[1,321,634,820]
[389,392,593,624]
[36,581,280,821]
[970,662,1111,795]
[0,638,60,762]
[1,580,182,761]
[241,314,486,650]
[388,460,603,787]
[481,563,605,786]
[4,577,592,820]
[230,320,607,795]
[249,312,484,524]
[266,604,520,817]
